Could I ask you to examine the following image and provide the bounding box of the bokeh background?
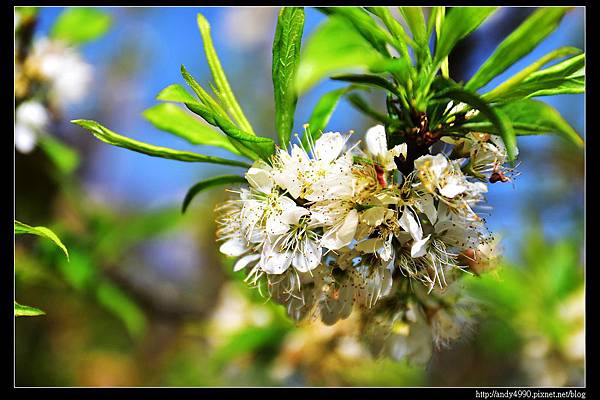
[15,7,585,387]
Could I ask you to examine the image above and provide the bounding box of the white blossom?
[364,125,407,171]
[31,38,93,106]
[272,132,354,202]
[14,100,49,153]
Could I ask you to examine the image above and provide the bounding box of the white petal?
[245,162,274,193]
[379,236,393,261]
[416,194,437,224]
[233,253,260,272]
[338,209,359,241]
[414,154,448,180]
[266,215,289,237]
[321,209,358,250]
[365,125,387,158]
[399,208,422,241]
[14,124,37,154]
[16,100,49,128]
[411,235,431,258]
[292,239,322,272]
[219,237,248,257]
[314,132,345,164]
[273,148,306,198]
[439,178,467,198]
[471,181,489,194]
[260,244,293,274]
[280,205,310,226]
[383,143,407,170]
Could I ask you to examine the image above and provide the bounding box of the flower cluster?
[15,11,92,154]
[215,124,509,362]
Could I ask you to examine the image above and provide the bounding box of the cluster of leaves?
[300,7,583,166]
[73,7,583,214]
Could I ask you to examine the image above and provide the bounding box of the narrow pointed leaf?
[142,103,240,154]
[184,103,275,161]
[296,16,384,94]
[180,65,230,120]
[434,7,449,78]
[399,7,430,64]
[482,47,581,101]
[331,74,401,97]
[156,84,198,104]
[463,99,583,147]
[37,135,80,175]
[466,7,571,91]
[318,7,392,55]
[486,54,584,102]
[272,7,305,149]
[366,7,412,60]
[165,72,261,161]
[71,119,251,167]
[434,7,498,69]
[197,14,255,134]
[15,220,69,260]
[15,302,45,317]
[182,175,248,213]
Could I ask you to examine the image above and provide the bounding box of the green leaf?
[71,119,252,168]
[56,248,97,291]
[15,220,69,260]
[365,7,412,60]
[142,103,240,155]
[465,7,571,91]
[485,54,584,102]
[37,134,80,175]
[15,301,45,317]
[369,57,413,87]
[319,7,392,56]
[182,175,247,213]
[433,7,449,78]
[183,103,275,162]
[272,7,305,149]
[95,281,146,338]
[434,7,498,69]
[95,208,181,262]
[399,7,430,65]
[347,93,390,124]
[156,83,199,104]
[180,65,230,120]
[212,325,290,366]
[464,99,583,147]
[15,7,38,21]
[482,47,581,101]
[196,13,255,134]
[303,86,353,146]
[50,7,112,45]
[435,87,517,161]
[331,74,401,97]
[170,71,262,161]
[296,15,384,94]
